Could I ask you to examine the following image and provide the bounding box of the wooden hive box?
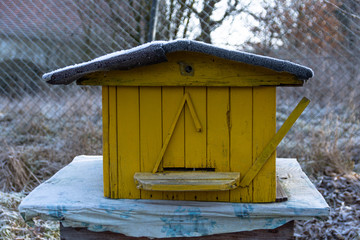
[43,40,313,203]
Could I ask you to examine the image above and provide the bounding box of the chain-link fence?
[1,0,359,166]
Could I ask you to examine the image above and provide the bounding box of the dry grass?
[0,91,102,239]
[0,191,59,239]
[0,90,102,194]
[277,101,360,176]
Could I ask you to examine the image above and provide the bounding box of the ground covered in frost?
[295,173,360,239]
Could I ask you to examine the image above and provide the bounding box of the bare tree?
[157,0,250,43]
[245,0,347,56]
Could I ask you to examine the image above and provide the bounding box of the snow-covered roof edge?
[43,39,314,85]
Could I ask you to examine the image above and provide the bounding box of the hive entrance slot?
[162,167,215,172]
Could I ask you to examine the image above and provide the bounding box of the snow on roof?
[43,40,314,85]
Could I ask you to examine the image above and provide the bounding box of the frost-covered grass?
[277,99,360,176]
[0,91,102,239]
[295,173,360,239]
[0,191,59,239]
[0,89,359,239]
[0,90,102,192]
[277,96,360,239]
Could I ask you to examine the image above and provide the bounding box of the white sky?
[211,0,264,50]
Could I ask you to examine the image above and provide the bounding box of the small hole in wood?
[185,65,193,73]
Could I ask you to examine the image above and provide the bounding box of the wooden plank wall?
[102,86,276,202]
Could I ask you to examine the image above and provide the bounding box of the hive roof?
[43,40,313,85]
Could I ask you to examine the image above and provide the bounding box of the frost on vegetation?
[277,98,360,239]
[0,91,103,193]
[295,173,360,240]
[277,101,360,175]
[0,191,59,239]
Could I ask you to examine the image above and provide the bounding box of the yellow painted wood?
[184,87,207,201]
[139,87,163,200]
[134,172,240,191]
[185,93,202,132]
[108,86,118,198]
[207,87,230,201]
[162,87,185,169]
[152,92,202,173]
[102,86,110,198]
[116,87,140,198]
[240,97,310,188]
[162,87,185,200]
[252,87,276,202]
[230,87,253,202]
[77,52,303,87]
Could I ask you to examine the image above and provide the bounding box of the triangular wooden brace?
[152,93,202,173]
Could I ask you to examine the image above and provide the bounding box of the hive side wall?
[103,85,277,202]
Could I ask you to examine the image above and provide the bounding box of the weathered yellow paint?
[230,87,253,202]
[152,92,202,173]
[108,86,118,198]
[185,93,202,132]
[184,87,207,201]
[207,87,230,202]
[100,59,307,202]
[240,97,310,188]
[116,87,140,198]
[162,87,185,200]
[134,172,240,191]
[103,85,307,202]
[102,86,110,197]
[77,52,303,87]
[252,87,276,202]
[139,87,163,200]
[162,87,185,169]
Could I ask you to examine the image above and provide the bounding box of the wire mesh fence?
[0,0,359,166]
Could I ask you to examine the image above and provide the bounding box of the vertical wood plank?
[139,87,163,200]
[108,86,118,198]
[230,87,253,203]
[162,87,185,168]
[117,87,140,199]
[207,87,230,202]
[252,87,276,202]
[102,86,110,198]
[162,87,185,200]
[184,87,207,201]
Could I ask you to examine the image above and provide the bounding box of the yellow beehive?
[44,40,313,203]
